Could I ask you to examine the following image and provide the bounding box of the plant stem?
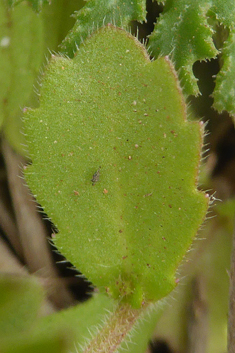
[228,217,235,353]
[187,276,208,353]
[84,301,147,353]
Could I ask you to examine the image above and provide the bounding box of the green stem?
[228,218,235,353]
[84,301,148,353]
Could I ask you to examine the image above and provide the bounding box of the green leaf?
[7,0,50,12]
[148,0,218,96]
[36,293,163,353]
[149,0,235,101]
[213,28,235,116]
[24,25,208,307]
[1,0,84,153]
[0,274,162,353]
[209,0,235,27]
[0,276,43,337]
[0,0,44,152]
[41,0,85,53]
[209,0,235,117]
[36,293,117,353]
[0,331,71,353]
[0,276,74,353]
[59,0,146,57]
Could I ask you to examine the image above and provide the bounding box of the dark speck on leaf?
[91,167,101,185]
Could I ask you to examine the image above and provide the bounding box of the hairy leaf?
[148,0,218,96]
[60,0,146,57]
[24,25,208,307]
[213,27,235,116]
[209,0,235,27]
[207,0,235,118]
[149,0,235,115]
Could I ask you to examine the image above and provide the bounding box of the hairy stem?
[84,301,148,353]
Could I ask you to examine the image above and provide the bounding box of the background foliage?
[0,0,234,352]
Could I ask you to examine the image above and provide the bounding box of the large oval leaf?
[24,25,208,307]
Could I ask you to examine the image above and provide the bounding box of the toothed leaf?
[148,1,218,96]
[24,26,208,307]
[60,0,146,57]
[208,0,235,27]
[209,0,235,118]
[213,27,235,117]
[149,0,235,116]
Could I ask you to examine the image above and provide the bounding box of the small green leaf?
[36,293,162,353]
[148,0,218,96]
[0,0,44,152]
[0,276,74,353]
[209,0,235,117]
[41,0,85,52]
[209,0,235,27]
[149,0,235,114]
[24,25,208,307]
[0,276,43,337]
[213,28,235,116]
[0,329,71,353]
[36,293,117,353]
[60,0,146,57]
